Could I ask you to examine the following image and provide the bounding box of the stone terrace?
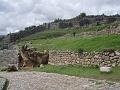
[49,50,120,67]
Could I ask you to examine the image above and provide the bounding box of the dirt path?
[0,72,120,90]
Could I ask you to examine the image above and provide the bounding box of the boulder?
[100,67,112,73]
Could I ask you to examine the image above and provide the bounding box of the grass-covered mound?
[19,24,110,41]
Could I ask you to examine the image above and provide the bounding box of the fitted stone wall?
[49,51,120,67]
[79,26,120,36]
[0,50,18,67]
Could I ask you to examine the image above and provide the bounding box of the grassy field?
[33,65,120,82]
[19,34,120,52]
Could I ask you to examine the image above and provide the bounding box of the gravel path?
[0,72,120,90]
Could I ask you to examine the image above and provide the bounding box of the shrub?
[80,13,86,17]
[95,65,99,68]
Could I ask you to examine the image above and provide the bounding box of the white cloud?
[0,0,120,35]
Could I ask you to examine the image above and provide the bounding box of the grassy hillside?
[19,24,110,41]
[18,34,120,52]
[17,22,120,52]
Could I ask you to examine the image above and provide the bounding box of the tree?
[80,13,86,17]
[54,18,62,23]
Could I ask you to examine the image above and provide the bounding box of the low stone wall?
[49,51,120,67]
[0,50,18,67]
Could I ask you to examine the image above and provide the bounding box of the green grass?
[33,65,120,82]
[18,34,120,52]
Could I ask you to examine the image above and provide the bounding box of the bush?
[80,13,86,17]
[95,65,99,68]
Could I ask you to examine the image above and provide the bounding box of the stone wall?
[49,51,120,67]
[0,50,18,67]
[49,23,60,29]
[79,26,120,36]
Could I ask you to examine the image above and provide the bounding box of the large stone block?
[100,67,112,72]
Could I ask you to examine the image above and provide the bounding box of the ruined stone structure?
[49,50,120,67]
[3,14,120,44]
[44,15,120,30]
[49,22,60,29]
[2,33,16,50]
[79,25,120,36]
[0,46,49,69]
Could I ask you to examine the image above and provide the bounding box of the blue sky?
[0,0,120,35]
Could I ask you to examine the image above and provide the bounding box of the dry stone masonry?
[49,51,120,67]
[0,50,18,67]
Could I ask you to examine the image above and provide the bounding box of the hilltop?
[5,13,120,42]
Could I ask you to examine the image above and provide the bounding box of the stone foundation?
[49,51,120,67]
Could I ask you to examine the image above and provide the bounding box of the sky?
[0,0,120,35]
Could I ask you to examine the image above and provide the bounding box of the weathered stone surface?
[7,64,18,72]
[0,78,7,90]
[100,67,112,72]
[109,53,115,57]
[115,51,120,56]
[110,56,119,60]
[18,45,49,68]
[0,50,18,67]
